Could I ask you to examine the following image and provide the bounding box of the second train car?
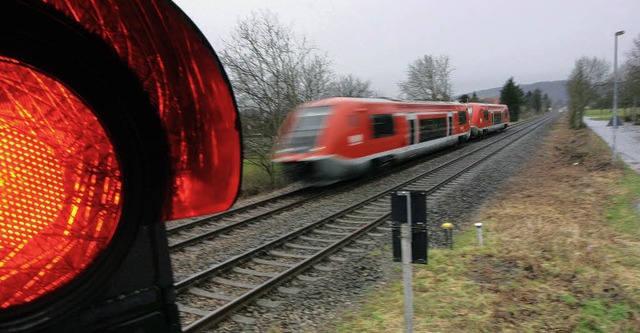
[467,102,510,138]
[272,97,471,184]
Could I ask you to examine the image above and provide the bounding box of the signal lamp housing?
[0,0,241,332]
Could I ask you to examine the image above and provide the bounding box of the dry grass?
[469,115,640,332]
[334,114,640,332]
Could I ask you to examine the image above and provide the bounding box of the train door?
[448,113,453,136]
[493,111,502,124]
[407,114,417,145]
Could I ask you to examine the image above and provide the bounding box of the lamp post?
[612,30,625,163]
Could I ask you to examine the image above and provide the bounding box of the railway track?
[166,119,531,251]
[167,187,320,250]
[167,120,533,282]
[172,114,556,332]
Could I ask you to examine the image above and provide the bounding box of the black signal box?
[392,223,428,264]
[390,190,428,264]
[391,191,426,224]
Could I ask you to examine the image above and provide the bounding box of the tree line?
[566,34,640,129]
[495,78,552,122]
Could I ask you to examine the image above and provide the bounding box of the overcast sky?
[174,0,640,97]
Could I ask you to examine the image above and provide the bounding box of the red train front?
[273,97,470,184]
[467,102,510,138]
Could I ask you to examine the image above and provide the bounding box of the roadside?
[583,116,640,174]
[334,112,640,332]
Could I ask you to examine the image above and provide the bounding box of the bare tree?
[327,74,375,97]
[219,11,333,186]
[398,55,453,100]
[621,34,640,117]
[566,56,610,129]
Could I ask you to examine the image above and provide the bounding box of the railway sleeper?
[334,218,369,225]
[233,267,279,278]
[269,250,311,259]
[344,213,378,220]
[313,229,350,236]
[253,258,295,267]
[299,235,335,243]
[369,201,389,207]
[212,277,258,289]
[256,299,282,308]
[278,286,301,294]
[285,242,324,251]
[342,247,365,253]
[297,274,321,282]
[231,314,257,325]
[177,303,210,317]
[324,223,361,230]
[188,287,235,301]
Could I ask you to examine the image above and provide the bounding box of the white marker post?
[398,191,414,333]
[474,222,483,246]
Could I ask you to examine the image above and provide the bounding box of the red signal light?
[0,0,242,330]
[0,57,122,309]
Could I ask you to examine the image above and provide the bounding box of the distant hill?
[466,80,568,106]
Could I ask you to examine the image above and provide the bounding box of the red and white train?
[272,97,475,184]
[466,102,510,138]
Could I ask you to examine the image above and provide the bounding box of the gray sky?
[174,0,640,97]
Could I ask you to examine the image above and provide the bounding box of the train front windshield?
[276,105,332,154]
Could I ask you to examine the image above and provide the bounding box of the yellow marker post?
[441,222,453,249]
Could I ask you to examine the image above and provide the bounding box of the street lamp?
[612,30,625,163]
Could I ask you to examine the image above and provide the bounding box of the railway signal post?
[391,190,427,333]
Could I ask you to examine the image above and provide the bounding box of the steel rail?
[175,114,556,332]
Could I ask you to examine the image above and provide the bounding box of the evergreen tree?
[523,91,532,110]
[500,77,524,121]
[542,93,551,112]
[470,92,480,102]
[457,94,470,103]
[531,89,542,113]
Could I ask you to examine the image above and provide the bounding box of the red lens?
[0,57,122,308]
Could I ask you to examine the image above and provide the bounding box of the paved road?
[583,116,640,174]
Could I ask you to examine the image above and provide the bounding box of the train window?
[295,106,331,131]
[371,114,395,138]
[483,110,489,120]
[458,111,467,125]
[494,112,502,124]
[281,106,332,153]
[419,118,447,142]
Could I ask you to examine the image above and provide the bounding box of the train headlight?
[275,148,294,155]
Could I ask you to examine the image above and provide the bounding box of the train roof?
[301,97,466,108]
[467,102,508,108]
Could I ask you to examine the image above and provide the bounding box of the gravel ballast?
[183,117,556,332]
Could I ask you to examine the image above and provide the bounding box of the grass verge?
[240,160,287,197]
[333,114,640,332]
